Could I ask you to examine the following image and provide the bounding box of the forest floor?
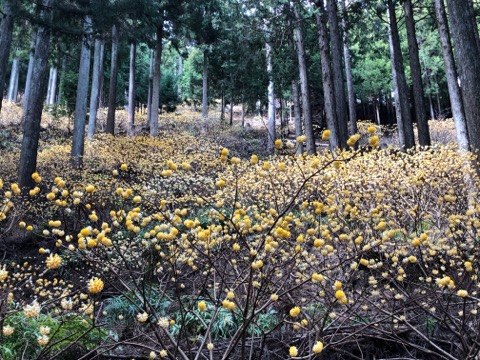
[0,101,478,360]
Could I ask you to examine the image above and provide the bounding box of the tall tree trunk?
[46,66,53,104]
[177,56,183,98]
[292,79,303,155]
[147,48,154,127]
[341,0,358,136]
[23,30,37,113]
[88,37,103,139]
[106,24,118,135]
[315,11,340,150]
[18,0,54,189]
[241,91,245,127]
[57,56,66,106]
[446,0,480,152]
[202,49,209,119]
[387,0,415,150]
[127,42,136,136]
[150,23,163,137]
[97,39,105,109]
[404,0,431,147]
[434,0,469,150]
[220,83,225,121]
[49,66,57,104]
[229,84,234,126]
[327,0,348,148]
[287,19,304,155]
[7,56,19,102]
[0,0,19,112]
[467,0,480,54]
[12,61,19,102]
[293,1,315,154]
[71,15,92,168]
[266,41,276,153]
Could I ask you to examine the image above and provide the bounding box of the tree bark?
[202,48,209,119]
[446,0,480,153]
[88,37,103,139]
[46,66,53,105]
[127,42,136,136]
[0,0,19,112]
[327,0,348,148]
[315,11,340,150]
[387,0,415,150]
[7,56,19,102]
[150,23,163,137]
[146,48,154,127]
[293,1,315,154]
[404,0,431,147]
[71,15,92,168]
[106,24,118,135]
[341,0,358,136]
[266,41,276,153]
[292,79,303,155]
[434,0,469,150]
[97,39,105,109]
[18,0,54,189]
[57,56,66,106]
[23,30,37,113]
[177,56,183,97]
[48,66,57,105]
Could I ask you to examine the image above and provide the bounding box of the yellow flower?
[369,135,380,147]
[120,163,128,171]
[296,135,307,143]
[0,265,8,281]
[88,277,104,294]
[250,154,258,165]
[39,326,51,335]
[312,341,324,354]
[85,184,95,193]
[232,243,240,251]
[289,306,301,318]
[457,290,469,298]
[159,350,168,358]
[207,343,214,351]
[322,130,331,141]
[275,139,283,149]
[289,346,298,357]
[335,290,345,300]
[198,301,207,312]
[368,125,376,134]
[270,294,279,301]
[37,335,49,346]
[137,312,148,322]
[45,254,62,269]
[226,291,235,300]
[24,301,41,318]
[46,192,56,200]
[2,325,14,336]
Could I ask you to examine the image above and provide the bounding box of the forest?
[0,0,480,359]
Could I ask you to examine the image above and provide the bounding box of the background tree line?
[0,0,479,187]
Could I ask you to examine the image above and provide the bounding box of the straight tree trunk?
[106,24,118,135]
[293,1,315,154]
[12,62,19,102]
[97,40,105,109]
[150,23,163,136]
[49,66,57,104]
[71,15,92,168]
[46,67,53,104]
[434,0,469,150]
[266,41,276,153]
[23,30,37,113]
[467,0,480,54]
[57,56,66,106]
[229,85,234,126]
[327,0,348,148]
[7,56,19,102]
[315,11,340,150]
[404,0,431,147]
[202,49,209,119]
[292,79,303,155]
[146,48,154,126]
[0,0,19,112]
[127,42,136,136]
[177,56,183,97]
[88,37,103,139]
[18,0,54,189]
[241,91,245,127]
[446,0,480,153]
[387,0,415,150]
[341,0,358,136]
